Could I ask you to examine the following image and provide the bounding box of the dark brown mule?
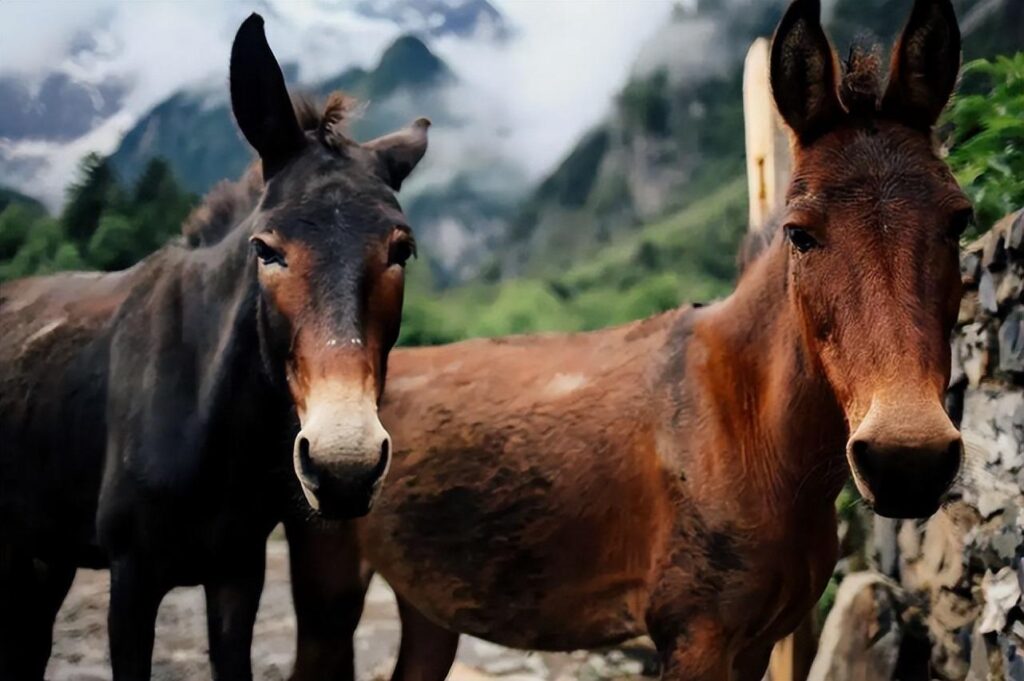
[0,14,427,681]
[286,1,970,679]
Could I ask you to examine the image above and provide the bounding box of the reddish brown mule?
[287,0,970,679]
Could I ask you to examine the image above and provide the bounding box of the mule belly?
[381,557,650,651]
[361,454,666,651]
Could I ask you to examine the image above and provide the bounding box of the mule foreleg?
[205,546,266,681]
[390,595,459,681]
[108,556,169,681]
[286,521,369,681]
[0,549,76,681]
[649,613,733,681]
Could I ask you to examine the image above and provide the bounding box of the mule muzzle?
[847,399,962,519]
[293,404,392,519]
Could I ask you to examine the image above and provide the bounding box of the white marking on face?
[544,372,588,397]
[293,379,392,511]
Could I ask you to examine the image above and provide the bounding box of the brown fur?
[287,2,968,680]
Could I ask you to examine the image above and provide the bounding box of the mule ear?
[364,118,431,191]
[881,0,961,129]
[770,0,844,143]
[230,14,306,178]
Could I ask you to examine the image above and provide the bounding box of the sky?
[0,0,675,206]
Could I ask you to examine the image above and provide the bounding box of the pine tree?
[61,153,121,247]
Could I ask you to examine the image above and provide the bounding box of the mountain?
[354,0,508,40]
[0,73,126,142]
[106,30,526,288]
[492,0,1023,282]
[492,0,782,279]
[109,34,453,194]
[0,0,508,211]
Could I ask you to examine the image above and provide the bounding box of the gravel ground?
[46,538,657,681]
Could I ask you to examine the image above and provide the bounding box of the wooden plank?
[742,37,791,232]
[743,36,816,681]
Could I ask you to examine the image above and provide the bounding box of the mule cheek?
[366,266,406,393]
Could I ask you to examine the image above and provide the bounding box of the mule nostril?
[850,439,876,475]
[297,436,319,489]
[372,439,391,479]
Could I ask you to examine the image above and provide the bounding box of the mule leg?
[0,549,76,680]
[390,596,459,681]
[733,643,773,681]
[286,521,370,681]
[108,556,168,681]
[648,614,732,681]
[205,545,266,681]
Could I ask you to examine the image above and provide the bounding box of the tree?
[87,213,143,271]
[61,153,121,246]
[945,54,1024,235]
[0,203,43,260]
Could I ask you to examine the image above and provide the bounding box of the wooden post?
[743,37,816,681]
[742,37,790,232]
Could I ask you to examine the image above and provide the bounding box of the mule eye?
[949,209,974,239]
[251,238,286,267]
[388,237,416,268]
[785,226,819,253]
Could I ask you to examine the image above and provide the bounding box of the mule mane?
[737,42,887,275]
[182,91,360,247]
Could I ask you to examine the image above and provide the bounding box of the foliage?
[943,54,1024,236]
[619,70,671,137]
[398,176,748,345]
[61,153,121,245]
[0,157,195,282]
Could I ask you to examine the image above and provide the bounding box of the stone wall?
[811,209,1024,681]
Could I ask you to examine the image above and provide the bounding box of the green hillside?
[399,175,747,345]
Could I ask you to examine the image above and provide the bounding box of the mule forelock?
[293,91,363,152]
[738,39,933,276]
[839,43,884,117]
[183,91,361,248]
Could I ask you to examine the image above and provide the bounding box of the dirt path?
[46,539,656,681]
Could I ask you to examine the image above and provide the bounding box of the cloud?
[0,0,672,207]
[437,0,672,178]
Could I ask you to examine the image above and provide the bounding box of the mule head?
[230,14,428,518]
[770,0,970,518]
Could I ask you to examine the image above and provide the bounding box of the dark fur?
[183,92,361,248]
[0,13,425,680]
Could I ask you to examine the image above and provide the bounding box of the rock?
[978,567,1021,634]
[980,270,1000,314]
[962,250,983,287]
[977,490,1011,519]
[959,323,995,387]
[874,517,900,579]
[960,291,981,325]
[1002,640,1024,681]
[1003,210,1024,255]
[807,573,901,681]
[1000,265,1024,308]
[984,234,1008,273]
[1000,309,1024,375]
[967,626,993,681]
[961,389,1024,473]
[919,513,965,589]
